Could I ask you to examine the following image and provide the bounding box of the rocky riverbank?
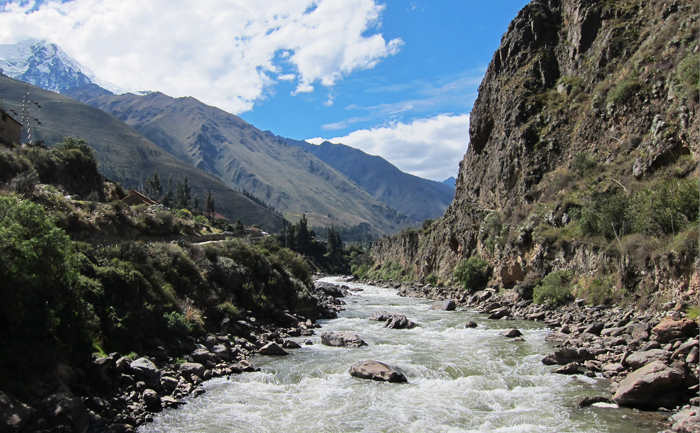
[362,278,699,433]
[0,280,353,433]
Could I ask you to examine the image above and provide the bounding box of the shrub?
[571,152,598,178]
[580,192,629,239]
[607,77,640,104]
[425,273,438,286]
[163,311,193,337]
[533,270,574,305]
[453,256,491,291]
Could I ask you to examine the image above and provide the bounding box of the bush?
[425,273,438,286]
[453,256,491,291]
[163,311,193,337]
[580,192,629,239]
[571,152,598,178]
[533,270,574,305]
[607,77,640,104]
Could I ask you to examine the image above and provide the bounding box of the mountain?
[0,39,128,95]
[0,74,284,231]
[69,90,414,236]
[283,138,455,223]
[371,0,698,303]
[441,177,456,188]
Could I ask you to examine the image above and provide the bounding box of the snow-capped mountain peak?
[0,39,131,95]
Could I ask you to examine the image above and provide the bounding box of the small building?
[121,189,157,206]
[0,108,21,146]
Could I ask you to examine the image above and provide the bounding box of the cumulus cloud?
[308,113,470,180]
[0,0,402,114]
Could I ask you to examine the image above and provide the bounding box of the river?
[139,277,667,432]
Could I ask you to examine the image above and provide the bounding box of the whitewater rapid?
[139,277,666,433]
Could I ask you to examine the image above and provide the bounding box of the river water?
[139,277,667,433]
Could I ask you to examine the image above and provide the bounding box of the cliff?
[371,0,699,307]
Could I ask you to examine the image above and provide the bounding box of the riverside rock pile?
[2,309,320,433]
[367,279,699,432]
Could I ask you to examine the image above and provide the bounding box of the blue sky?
[0,0,530,180]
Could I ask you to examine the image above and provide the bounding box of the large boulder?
[178,362,205,380]
[500,328,522,338]
[349,360,407,383]
[612,361,689,407]
[0,391,33,433]
[321,332,367,347]
[39,393,90,433]
[369,311,395,321]
[191,348,217,363]
[651,318,698,344]
[625,349,671,370]
[315,282,346,298]
[542,347,594,365]
[129,357,161,388]
[431,300,456,311]
[488,307,511,320]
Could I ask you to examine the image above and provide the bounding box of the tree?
[192,193,202,215]
[296,214,310,253]
[162,174,174,208]
[234,219,244,234]
[204,190,215,222]
[145,170,162,200]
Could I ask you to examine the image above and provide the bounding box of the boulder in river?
[315,282,347,298]
[488,307,510,320]
[384,315,417,329]
[369,311,395,321]
[553,362,581,374]
[576,396,614,408]
[259,342,289,356]
[321,332,368,347]
[430,300,456,311]
[349,360,407,383]
[465,321,478,328]
[500,328,522,338]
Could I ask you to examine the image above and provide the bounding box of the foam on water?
[139,278,667,433]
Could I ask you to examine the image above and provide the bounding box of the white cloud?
[0,0,402,114]
[309,113,470,180]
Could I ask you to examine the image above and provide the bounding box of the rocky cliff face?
[372,0,699,306]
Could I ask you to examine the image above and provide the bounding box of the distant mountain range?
[283,138,454,223]
[442,177,456,188]
[0,39,458,236]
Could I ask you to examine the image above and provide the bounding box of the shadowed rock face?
[348,360,407,383]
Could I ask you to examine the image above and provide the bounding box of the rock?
[553,362,581,374]
[577,396,614,408]
[430,300,456,311]
[349,360,407,383]
[500,328,522,338]
[488,307,511,320]
[315,282,346,298]
[369,311,395,321]
[179,362,205,379]
[161,396,187,409]
[259,342,288,356]
[210,344,230,360]
[465,321,478,328]
[321,332,368,347]
[384,315,417,329]
[272,311,300,328]
[625,349,671,370]
[142,389,162,412]
[282,340,301,349]
[40,393,90,433]
[612,361,689,407]
[687,347,699,364]
[602,363,625,374]
[670,408,699,433]
[583,323,605,335]
[627,323,651,342]
[651,318,698,344]
[191,348,217,363]
[673,339,699,359]
[129,357,161,388]
[544,332,569,343]
[0,391,33,433]
[526,312,546,321]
